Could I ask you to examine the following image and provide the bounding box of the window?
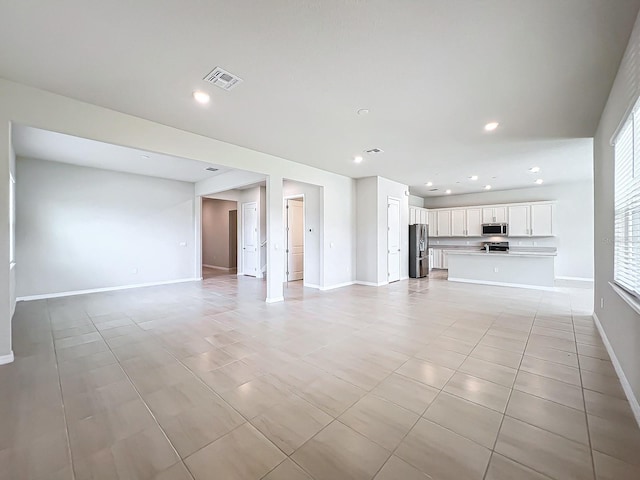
[613,101,640,299]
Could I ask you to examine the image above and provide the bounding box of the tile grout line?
[46,299,78,480]
[83,310,197,480]
[481,290,543,480]
[571,295,598,480]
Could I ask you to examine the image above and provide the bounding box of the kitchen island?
[447,250,556,289]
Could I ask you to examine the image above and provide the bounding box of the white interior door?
[242,202,258,276]
[387,198,401,283]
[286,198,304,281]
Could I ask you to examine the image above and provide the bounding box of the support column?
[0,122,13,364]
[266,174,285,303]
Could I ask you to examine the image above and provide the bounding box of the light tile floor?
[1,271,640,480]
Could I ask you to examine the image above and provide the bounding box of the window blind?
[614,102,640,299]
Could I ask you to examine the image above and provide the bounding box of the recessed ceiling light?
[484,122,499,132]
[469,175,478,181]
[193,90,210,104]
[484,185,492,190]
[445,189,452,194]
[354,155,363,164]
[425,182,433,187]
[529,166,541,173]
[535,179,544,185]
[357,108,370,115]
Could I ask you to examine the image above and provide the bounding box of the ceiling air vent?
[203,67,243,91]
[364,148,384,154]
[205,167,219,172]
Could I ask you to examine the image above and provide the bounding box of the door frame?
[241,201,259,276]
[283,194,305,285]
[387,196,402,283]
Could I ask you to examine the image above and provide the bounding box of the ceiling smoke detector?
[364,148,384,155]
[203,66,243,91]
[205,167,219,172]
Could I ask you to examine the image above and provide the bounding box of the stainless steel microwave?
[482,223,508,236]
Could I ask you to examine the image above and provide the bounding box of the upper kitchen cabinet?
[466,208,483,236]
[531,203,554,236]
[482,206,507,223]
[419,208,428,225]
[437,210,452,237]
[409,207,430,226]
[451,209,466,236]
[508,205,530,236]
[428,211,437,237]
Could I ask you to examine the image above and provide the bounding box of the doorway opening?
[201,197,238,278]
[285,196,304,282]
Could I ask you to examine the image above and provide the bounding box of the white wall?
[283,179,321,288]
[202,198,237,268]
[422,181,594,279]
[409,194,424,208]
[356,176,409,285]
[594,10,640,413]
[16,157,197,297]
[356,177,379,285]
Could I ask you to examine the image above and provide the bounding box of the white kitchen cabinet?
[437,210,452,237]
[495,207,507,223]
[428,211,437,237]
[419,209,428,225]
[466,208,483,236]
[409,207,416,225]
[451,210,466,236]
[482,206,507,223]
[442,250,449,269]
[508,205,530,236]
[531,203,554,236]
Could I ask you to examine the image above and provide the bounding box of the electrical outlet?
[466,241,469,245]
[131,268,138,274]
[494,267,499,273]
[600,298,604,309]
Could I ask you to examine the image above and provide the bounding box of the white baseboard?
[354,280,389,287]
[203,264,232,271]
[0,351,14,365]
[304,283,321,289]
[592,312,640,427]
[447,277,556,291]
[320,281,356,291]
[16,278,201,302]
[556,276,594,283]
[265,296,284,304]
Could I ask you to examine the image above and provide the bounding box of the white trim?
[609,282,640,315]
[447,277,556,291]
[354,280,389,287]
[320,281,356,291]
[400,276,409,281]
[202,264,232,271]
[556,276,594,283]
[265,296,284,303]
[304,283,321,289]
[592,312,640,427]
[0,351,14,365]
[16,278,201,302]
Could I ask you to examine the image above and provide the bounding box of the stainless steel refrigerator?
[409,224,429,278]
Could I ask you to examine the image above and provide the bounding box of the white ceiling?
[12,125,228,183]
[1,1,638,196]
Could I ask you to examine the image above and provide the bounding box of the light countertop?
[446,250,557,258]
